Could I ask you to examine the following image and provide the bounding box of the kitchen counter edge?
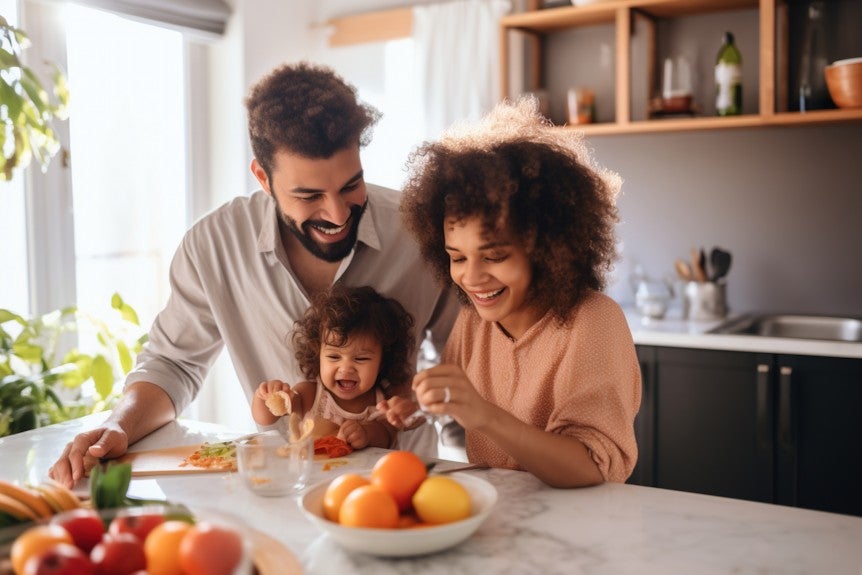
[624,309,862,359]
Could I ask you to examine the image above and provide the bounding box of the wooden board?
[251,529,303,575]
[116,445,235,476]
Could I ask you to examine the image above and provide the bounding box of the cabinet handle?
[778,366,794,450]
[756,364,771,451]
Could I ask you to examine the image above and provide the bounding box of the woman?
[382,99,641,487]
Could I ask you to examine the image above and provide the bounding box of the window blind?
[44,0,232,38]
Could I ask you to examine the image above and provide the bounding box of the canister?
[683,281,727,321]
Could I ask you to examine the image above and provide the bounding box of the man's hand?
[49,381,176,489]
[48,424,129,489]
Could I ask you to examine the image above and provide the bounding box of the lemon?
[411,476,472,525]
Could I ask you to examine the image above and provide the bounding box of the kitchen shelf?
[499,0,862,136]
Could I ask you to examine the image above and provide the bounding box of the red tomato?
[178,522,245,575]
[107,512,165,543]
[50,508,105,553]
[10,525,74,575]
[90,532,146,575]
[23,542,95,575]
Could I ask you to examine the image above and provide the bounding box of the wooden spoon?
[674,259,693,281]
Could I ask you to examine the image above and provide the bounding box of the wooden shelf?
[559,108,862,136]
[502,0,757,33]
[500,0,862,136]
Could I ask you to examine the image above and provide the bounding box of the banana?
[32,483,65,513]
[40,478,82,511]
[0,492,38,522]
[0,479,53,519]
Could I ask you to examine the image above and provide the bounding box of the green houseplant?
[0,294,147,436]
[0,14,69,180]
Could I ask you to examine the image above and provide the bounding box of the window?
[0,0,29,316]
[6,1,190,331]
[352,38,421,191]
[64,5,187,325]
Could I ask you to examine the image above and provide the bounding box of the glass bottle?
[715,31,742,116]
[798,1,830,111]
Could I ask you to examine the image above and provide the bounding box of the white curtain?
[412,0,511,140]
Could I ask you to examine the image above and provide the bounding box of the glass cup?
[567,87,595,124]
[661,56,693,113]
[236,430,312,497]
[635,278,674,319]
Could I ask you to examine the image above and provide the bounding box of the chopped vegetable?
[180,441,237,471]
[314,436,353,458]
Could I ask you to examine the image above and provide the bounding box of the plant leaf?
[91,354,114,400]
[112,293,140,326]
[116,340,132,374]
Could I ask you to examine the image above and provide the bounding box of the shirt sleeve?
[551,298,641,483]
[124,231,224,415]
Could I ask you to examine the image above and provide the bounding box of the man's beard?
[276,198,367,263]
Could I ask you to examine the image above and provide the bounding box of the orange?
[338,485,399,528]
[178,521,245,575]
[10,524,74,574]
[412,476,472,525]
[144,520,193,575]
[370,450,427,512]
[323,473,370,522]
[397,512,430,529]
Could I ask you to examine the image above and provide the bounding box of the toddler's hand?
[377,396,422,430]
[255,379,290,401]
[338,419,369,449]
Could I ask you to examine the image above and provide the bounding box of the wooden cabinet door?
[776,354,862,517]
[652,347,774,503]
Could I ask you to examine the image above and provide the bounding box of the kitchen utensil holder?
[684,281,727,321]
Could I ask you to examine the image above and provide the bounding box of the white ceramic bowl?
[299,472,497,557]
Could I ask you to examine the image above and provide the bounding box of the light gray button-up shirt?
[126,184,459,416]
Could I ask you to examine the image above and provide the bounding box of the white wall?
[206,0,862,330]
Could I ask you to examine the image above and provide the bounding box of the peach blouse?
[443,290,641,482]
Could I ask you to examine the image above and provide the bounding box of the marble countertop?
[2,413,862,574]
[624,307,862,359]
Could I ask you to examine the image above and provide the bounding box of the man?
[49,62,458,488]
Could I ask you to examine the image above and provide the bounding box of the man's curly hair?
[245,62,381,176]
[292,285,415,388]
[400,99,622,324]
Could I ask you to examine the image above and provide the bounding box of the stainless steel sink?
[710,314,862,342]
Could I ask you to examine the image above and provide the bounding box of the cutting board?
[116,445,234,477]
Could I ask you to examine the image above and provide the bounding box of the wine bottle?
[715,32,742,116]
[798,1,831,111]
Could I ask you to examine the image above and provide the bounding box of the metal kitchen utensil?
[709,247,732,281]
[690,247,708,282]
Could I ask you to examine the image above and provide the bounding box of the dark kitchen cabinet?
[630,345,862,517]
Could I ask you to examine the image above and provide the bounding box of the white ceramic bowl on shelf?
[298,472,498,557]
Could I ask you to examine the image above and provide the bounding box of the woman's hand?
[412,364,492,431]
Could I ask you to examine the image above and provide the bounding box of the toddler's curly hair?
[293,285,415,388]
[245,62,381,177]
[401,98,622,323]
